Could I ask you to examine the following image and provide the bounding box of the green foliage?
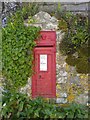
[28,16,36,24]
[63,102,88,119]
[1,92,88,119]
[2,10,40,91]
[21,3,39,19]
[65,44,90,74]
[56,8,89,54]
[59,13,89,55]
[56,9,89,73]
[58,18,68,32]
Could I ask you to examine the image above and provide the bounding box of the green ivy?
[2,10,40,91]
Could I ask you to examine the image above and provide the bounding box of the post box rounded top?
[35,31,56,47]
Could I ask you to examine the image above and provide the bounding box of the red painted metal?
[32,31,56,98]
[35,31,56,47]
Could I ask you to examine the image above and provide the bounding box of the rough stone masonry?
[20,11,88,104]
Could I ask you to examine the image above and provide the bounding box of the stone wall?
[37,2,89,14]
[20,11,88,105]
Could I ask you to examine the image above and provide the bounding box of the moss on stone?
[58,18,68,32]
[65,45,90,74]
[76,59,89,74]
[65,55,77,66]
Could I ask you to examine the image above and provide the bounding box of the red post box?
[32,31,56,98]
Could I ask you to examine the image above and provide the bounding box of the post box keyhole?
[39,75,41,79]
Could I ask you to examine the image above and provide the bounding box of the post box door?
[32,47,56,98]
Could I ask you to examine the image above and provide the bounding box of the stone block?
[57,77,67,83]
[56,31,64,43]
[46,22,58,30]
[50,16,58,23]
[56,89,67,98]
[56,98,67,104]
[60,93,67,98]
[75,94,88,104]
[60,84,67,91]
[28,78,32,86]
[62,72,67,77]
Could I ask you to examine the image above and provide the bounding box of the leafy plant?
[1,92,88,119]
[27,16,36,24]
[1,91,31,119]
[58,18,68,32]
[63,102,88,119]
[59,13,89,55]
[21,3,39,19]
[55,5,89,54]
[56,8,89,73]
[2,10,40,91]
[65,44,90,73]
